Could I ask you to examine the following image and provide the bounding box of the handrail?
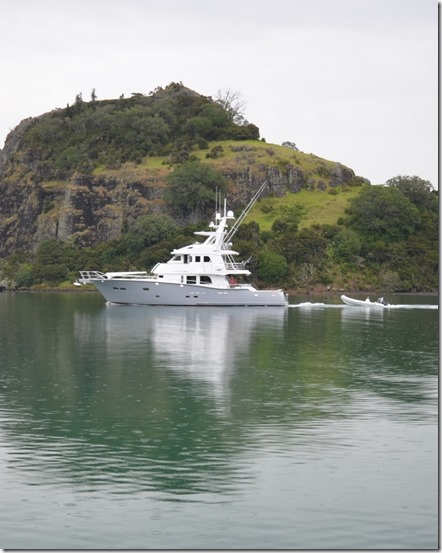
[79,270,107,280]
[79,270,151,281]
[225,262,247,270]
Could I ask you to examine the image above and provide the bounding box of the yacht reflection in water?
[2,305,287,498]
[100,305,287,407]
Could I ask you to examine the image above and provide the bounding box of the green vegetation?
[164,161,227,218]
[14,82,259,181]
[0,80,437,294]
[1,175,436,293]
[245,187,362,231]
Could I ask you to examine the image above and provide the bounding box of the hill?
[0,83,366,255]
[0,82,437,293]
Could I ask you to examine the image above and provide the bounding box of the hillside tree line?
[1,173,437,293]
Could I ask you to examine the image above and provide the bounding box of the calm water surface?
[0,292,438,549]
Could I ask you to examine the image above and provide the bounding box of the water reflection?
[100,305,286,405]
[0,295,437,499]
[0,302,289,495]
[340,305,385,323]
[0,294,437,549]
[338,304,438,415]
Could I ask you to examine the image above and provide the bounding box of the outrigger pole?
[224,180,269,244]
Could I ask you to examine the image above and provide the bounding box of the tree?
[124,214,179,255]
[385,175,436,210]
[215,88,247,125]
[332,227,361,263]
[257,249,288,284]
[164,161,227,217]
[294,263,316,288]
[33,240,69,283]
[286,227,328,265]
[74,92,84,113]
[271,206,302,236]
[282,141,299,151]
[344,186,420,242]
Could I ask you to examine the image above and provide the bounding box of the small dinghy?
[341,295,389,308]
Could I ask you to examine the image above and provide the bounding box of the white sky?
[0,0,438,186]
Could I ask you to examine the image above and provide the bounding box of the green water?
[0,292,438,549]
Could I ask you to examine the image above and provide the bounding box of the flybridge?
[196,180,268,251]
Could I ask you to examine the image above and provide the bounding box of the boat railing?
[79,270,151,281]
[79,270,108,281]
[106,271,150,279]
[225,261,247,271]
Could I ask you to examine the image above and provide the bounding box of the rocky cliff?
[0,84,368,256]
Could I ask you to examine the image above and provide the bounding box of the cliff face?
[0,158,361,255]
[0,85,367,256]
[0,166,167,254]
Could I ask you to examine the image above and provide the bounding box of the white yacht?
[77,185,288,306]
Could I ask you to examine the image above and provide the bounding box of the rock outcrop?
[0,150,366,256]
[0,87,368,255]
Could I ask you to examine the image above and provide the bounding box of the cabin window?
[195,256,201,262]
[184,255,189,264]
[200,276,212,284]
[204,256,211,262]
[186,276,197,284]
[143,287,150,291]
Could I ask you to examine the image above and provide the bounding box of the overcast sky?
[0,0,438,186]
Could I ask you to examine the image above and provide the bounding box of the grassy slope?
[197,141,363,229]
[245,187,361,231]
[91,139,364,230]
[190,139,341,177]
[93,139,347,178]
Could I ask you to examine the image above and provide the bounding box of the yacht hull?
[91,279,287,306]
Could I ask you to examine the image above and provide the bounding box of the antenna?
[224,180,269,244]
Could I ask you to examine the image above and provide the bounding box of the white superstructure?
[77,186,288,306]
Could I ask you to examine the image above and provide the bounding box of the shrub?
[332,227,361,263]
[257,249,288,284]
[164,161,227,216]
[345,186,420,242]
[15,264,35,288]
